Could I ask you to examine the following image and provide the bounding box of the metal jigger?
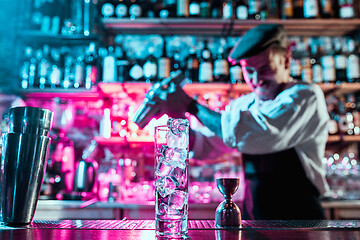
[215,178,242,228]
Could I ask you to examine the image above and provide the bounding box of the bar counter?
[1,220,360,240]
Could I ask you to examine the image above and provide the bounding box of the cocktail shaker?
[0,106,53,226]
[132,70,186,129]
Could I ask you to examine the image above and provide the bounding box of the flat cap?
[228,24,287,61]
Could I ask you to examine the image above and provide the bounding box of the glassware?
[154,118,189,238]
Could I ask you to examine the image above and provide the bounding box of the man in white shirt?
[152,24,330,220]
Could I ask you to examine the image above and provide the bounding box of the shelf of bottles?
[102,18,360,36]
[99,0,360,36]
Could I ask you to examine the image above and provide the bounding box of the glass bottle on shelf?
[62,55,74,89]
[115,45,130,83]
[213,45,230,82]
[129,0,143,19]
[303,0,320,18]
[171,50,183,72]
[74,56,85,88]
[300,38,312,83]
[115,0,129,18]
[20,46,34,89]
[49,48,62,89]
[346,38,360,83]
[128,50,144,82]
[103,46,117,83]
[189,0,201,17]
[235,0,249,19]
[177,0,190,17]
[282,0,294,19]
[248,0,261,19]
[185,47,200,83]
[333,37,347,84]
[229,61,243,84]
[84,42,99,89]
[158,37,171,80]
[211,0,222,18]
[199,40,213,83]
[320,37,336,83]
[310,40,323,83]
[267,0,279,19]
[328,99,340,136]
[223,0,234,19]
[143,46,158,83]
[160,0,177,18]
[38,45,51,89]
[338,0,355,19]
[293,0,304,18]
[289,37,302,81]
[200,0,210,18]
[320,0,334,18]
[101,0,116,18]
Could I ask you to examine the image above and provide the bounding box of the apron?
[242,148,325,220]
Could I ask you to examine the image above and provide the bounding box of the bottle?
[30,0,42,30]
[267,0,279,19]
[223,0,234,19]
[84,42,98,89]
[100,108,112,138]
[101,0,116,18]
[129,0,142,19]
[38,45,51,89]
[282,0,294,19]
[320,37,336,83]
[185,47,199,83]
[211,0,222,18]
[49,48,62,89]
[304,0,320,18]
[103,46,117,83]
[200,0,211,18]
[310,40,323,83]
[328,101,340,135]
[289,37,302,81]
[160,0,177,18]
[320,0,334,18]
[115,0,129,18]
[300,38,312,83]
[128,51,144,82]
[115,45,130,83]
[338,0,355,19]
[346,38,360,83]
[177,0,190,17]
[199,40,213,83]
[143,46,158,83]
[213,46,230,82]
[171,50,183,72]
[158,38,171,80]
[74,56,85,88]
[229,62,243,84]
[20,47,33,89]
[248,0,261,19]
[62,55,74,89]
[189,0,201,17]
[333,37,347,84]
[259,0,269,19]
[293,0,304,18]
[235,0,248,19]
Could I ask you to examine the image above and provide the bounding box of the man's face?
[240,47,289,101]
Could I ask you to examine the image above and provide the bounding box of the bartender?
[150,24,330,220]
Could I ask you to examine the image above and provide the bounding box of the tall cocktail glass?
[154,118,189,238]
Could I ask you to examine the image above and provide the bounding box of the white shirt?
[193,83,331,194]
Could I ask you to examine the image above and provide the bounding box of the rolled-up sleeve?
[221,84,329,154]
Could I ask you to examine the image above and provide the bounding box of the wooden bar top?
[1,220,360,240]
